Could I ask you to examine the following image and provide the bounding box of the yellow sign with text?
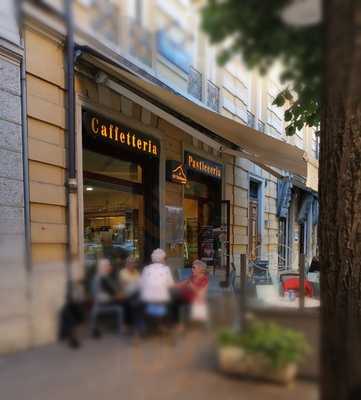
[83,111,160,158]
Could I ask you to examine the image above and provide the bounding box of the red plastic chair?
[282,277,314,298]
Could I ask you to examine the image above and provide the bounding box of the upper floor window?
[156,3,194,73]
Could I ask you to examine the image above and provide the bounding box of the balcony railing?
[88,2,153,67]
[207,81,220,112]
[90,0,120,44]
[258,120,266,133]
[128,21,153,67]
[187,66,202,101]
[247,111,256,129]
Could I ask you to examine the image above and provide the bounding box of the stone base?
[218,346,298,385]
[0,261,66,355]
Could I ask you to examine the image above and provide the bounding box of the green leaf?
[273,93,285,107]
[286,125,296,136]
[284,109,293,122]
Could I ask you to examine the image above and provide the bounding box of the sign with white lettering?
[83,111,160,157]
[184,151,222,179]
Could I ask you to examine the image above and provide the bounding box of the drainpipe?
[64,0,77,298]
[20,37,32,281]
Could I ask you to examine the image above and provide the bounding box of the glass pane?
[184,180,209,198]
[83,149,142,183]
[184,197,198,266]
[83,179,144,273]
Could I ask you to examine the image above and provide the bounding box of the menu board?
[165,206,184,245]
[199,225,215,262]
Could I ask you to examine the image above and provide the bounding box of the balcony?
[127,21,153,67]
[87,1,153,67]
[207,81,220,112]
[187,66,202,101]
[258,120,266,133]
[90,0,120,44]
[247,111,256,129]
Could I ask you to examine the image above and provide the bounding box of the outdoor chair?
[177,267,192,281]
[249,260,272,285]
[279,273,314,298]
[89,277,123,337]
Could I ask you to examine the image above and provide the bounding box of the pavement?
[0,329,318,400]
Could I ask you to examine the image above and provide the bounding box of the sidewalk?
[0,330,318,400]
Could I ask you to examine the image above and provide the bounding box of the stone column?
[0,0,29,353]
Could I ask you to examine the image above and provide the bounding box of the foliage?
[218,321,310,369]
[201,0,322,135]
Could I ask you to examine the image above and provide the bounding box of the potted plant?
[217,321,310,384]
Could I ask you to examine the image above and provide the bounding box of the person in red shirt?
[179,260,209,303]
[171,260,209,326]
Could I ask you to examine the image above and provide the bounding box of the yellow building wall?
[25,27,67,346]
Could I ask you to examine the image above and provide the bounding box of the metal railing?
[207,80,220,111]
[187,66,202,100]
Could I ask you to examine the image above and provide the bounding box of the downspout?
[64,0,77,298]
[20,37,32,282]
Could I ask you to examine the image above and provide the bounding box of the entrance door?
[184,197,199,265]
[248,199,259,261]
[218,200,230,278]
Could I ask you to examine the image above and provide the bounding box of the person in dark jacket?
[59,279,86,349]
[308,256,320,273]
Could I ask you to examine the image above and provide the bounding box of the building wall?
[0,1,29,353]
[25,26,67,347]
[0,1,319,354]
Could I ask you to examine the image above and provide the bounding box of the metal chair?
[89,277,123,337]
[249,259,272,285]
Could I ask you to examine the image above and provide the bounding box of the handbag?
[190,302,209,322]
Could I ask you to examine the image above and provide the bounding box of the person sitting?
[119,256,141,330]
[172,260,209,325]
[139,249,174,332]
[94,258,119,305]
[178,260,209,303]
[91,258,123,337]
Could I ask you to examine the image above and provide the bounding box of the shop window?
[83,149,142,184]
[83,179,144,267]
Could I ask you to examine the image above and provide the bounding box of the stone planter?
[218,346,298,385]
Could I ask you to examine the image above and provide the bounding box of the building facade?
[0,0,319,353]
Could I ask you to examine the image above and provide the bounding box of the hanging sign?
[184,151,222,179]
[166,160,187,184]
[83,110,160,158]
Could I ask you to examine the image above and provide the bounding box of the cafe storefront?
[182,152,229,271]
[166,151,229,272]
[82,110,160,270]
[81,101,230,279]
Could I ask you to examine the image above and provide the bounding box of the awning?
[78,49,309,178]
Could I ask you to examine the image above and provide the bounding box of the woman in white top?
[140,248,174,304]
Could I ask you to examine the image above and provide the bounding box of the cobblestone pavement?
[0,330,318,400]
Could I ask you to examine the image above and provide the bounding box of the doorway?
[248,180,261,261]
[183,170,224,270]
